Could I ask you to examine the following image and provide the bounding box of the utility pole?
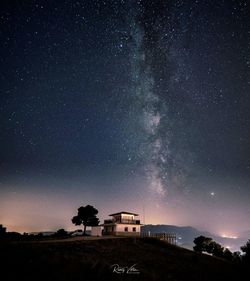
[143,203,145,225]
[137,191,145,225]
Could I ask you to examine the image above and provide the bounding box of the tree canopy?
[193,235,234,260]
[193,236,213,253]
[72,205,100,235]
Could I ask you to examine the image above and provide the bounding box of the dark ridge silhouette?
[0,237,246,281]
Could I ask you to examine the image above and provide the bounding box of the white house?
[90,226,102,236]
[103,211,142,236]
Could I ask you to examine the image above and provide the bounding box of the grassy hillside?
[0,237,243,281]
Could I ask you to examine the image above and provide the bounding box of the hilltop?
[0,237,244,281]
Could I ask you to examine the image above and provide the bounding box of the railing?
[104,219,141,224]
[104,220,113,224]
[141,232,177,245]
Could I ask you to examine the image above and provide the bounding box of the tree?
[241,239,250,262]
[0,224,6,236]
[72,205,100,235]
[205,240,217,254]
[223,248,233,261]
[232,251,242,263]
[193,236,213,253]
[194,236,245,263]
[194,236,224,258]
[210,241,224,258]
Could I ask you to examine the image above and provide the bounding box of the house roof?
[109,211,139,216]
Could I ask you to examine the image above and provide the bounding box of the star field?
[0,0,250,234]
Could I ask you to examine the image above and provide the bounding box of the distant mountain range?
[28,224,249,252]
[141,225,249,252]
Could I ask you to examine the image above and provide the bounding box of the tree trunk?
[83,224,86,235]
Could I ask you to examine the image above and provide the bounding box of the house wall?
[103,223,141,236]
[91,226,103,236]
[103,225,116,234]
[116,224,140,233]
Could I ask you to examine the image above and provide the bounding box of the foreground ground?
[0,237,245,281]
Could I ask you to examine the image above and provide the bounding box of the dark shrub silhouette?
[194,236,240,261]
[0,224,7,236]
[210,241,224,258]
[193,236,213,253]
[6,232,22,239]
[54,229,68,237]
[232,251,242,263]
[223,248,233,261]
[241,239,250,263]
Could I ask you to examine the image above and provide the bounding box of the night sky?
[1,0,250,236]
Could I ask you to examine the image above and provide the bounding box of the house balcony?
[104,219,114,224]
[104,219,140,225]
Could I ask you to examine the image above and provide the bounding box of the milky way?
[126,0,250,202]
[0,0,250,234]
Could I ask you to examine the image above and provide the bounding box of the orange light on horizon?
[221,233,238,239]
